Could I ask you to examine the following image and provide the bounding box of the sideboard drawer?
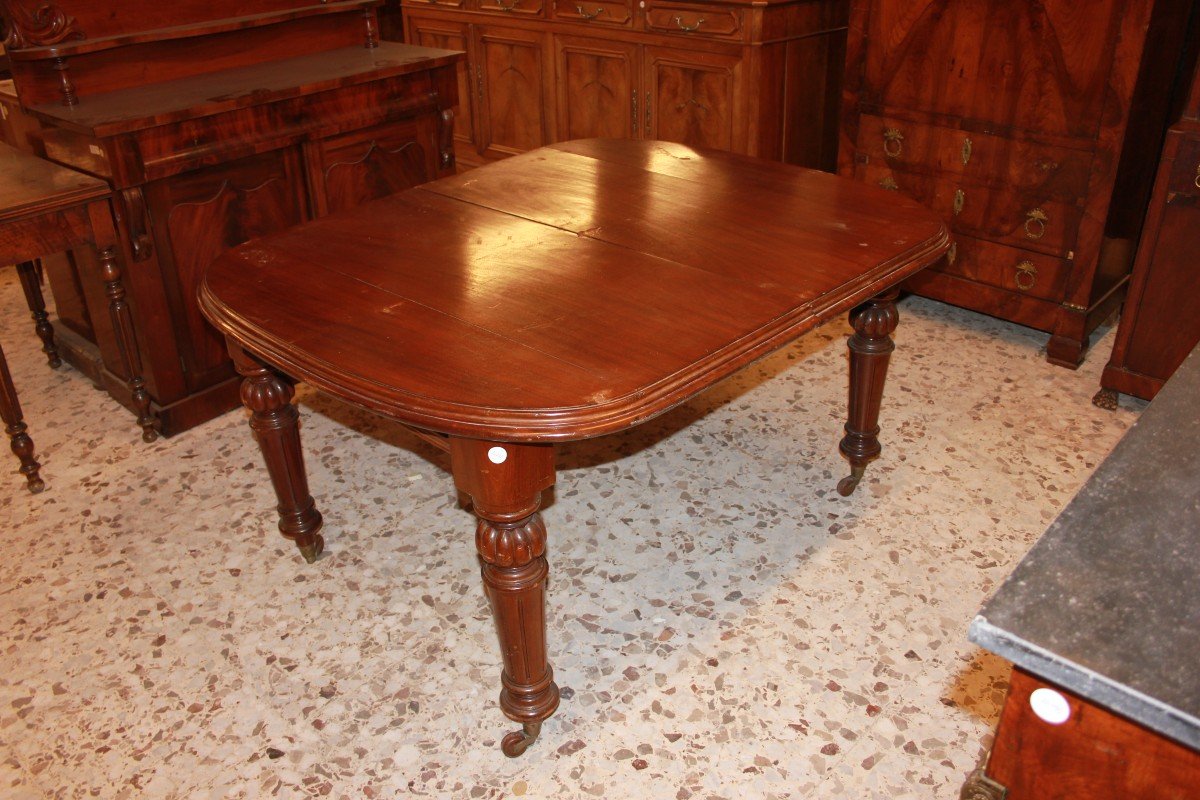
[476,0,545,16]
[552,0,632,26]
[643,2,743,40]
[405,0,467,8]
[939,235,1071,303]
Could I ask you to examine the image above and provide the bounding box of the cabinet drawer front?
[938,235,1070,303]
[856,114,1092,199]
[643,3,742,40]
[859,164,1080,257]
[552,0,632,26]
[316,116,440,216]
[405,0,466,8]
[475,0,544,16]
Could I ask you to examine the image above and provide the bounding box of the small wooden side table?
[0,143,155,491]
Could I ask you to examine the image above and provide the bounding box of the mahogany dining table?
[198,138,950,757]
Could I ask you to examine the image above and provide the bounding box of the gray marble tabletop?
[969,346,1200,751]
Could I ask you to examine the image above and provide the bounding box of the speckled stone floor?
[0,266,1145,800]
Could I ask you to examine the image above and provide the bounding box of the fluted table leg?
[838,288,900,497]
[229,341,324,563]
[450,438,559,757]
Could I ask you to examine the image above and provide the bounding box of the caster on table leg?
[296,534,325,564]
[501,721,541,758]
[1092,388,1119,410]
[837,464,866,497]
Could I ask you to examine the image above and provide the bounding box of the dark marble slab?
[969,346,1200,751]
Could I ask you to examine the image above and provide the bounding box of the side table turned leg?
[16,260,61,369]
[450,439,560,757]
[838,288,900,497]
[229,342,324,563]
[97,246,157,442]
[0,341,44,493]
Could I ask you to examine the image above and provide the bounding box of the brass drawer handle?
[953,188,965,216]
[878,176,898,191]
[674,15,704,31]
[496,0,519,10]
[1025,208,1048,240]
[883,128,903,158]
[946,241,957,266]
[1015,260,1038,291]
[576,4,603,18]
[961,138,972,166]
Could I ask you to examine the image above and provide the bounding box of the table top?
[0,142,110,224]
[970,345,1200,751]
[200,139,949,441]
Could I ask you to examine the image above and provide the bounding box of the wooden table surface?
[201,139,948,441]
[199,138,950,757]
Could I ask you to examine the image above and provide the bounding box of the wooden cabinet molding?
[401,0,848,170]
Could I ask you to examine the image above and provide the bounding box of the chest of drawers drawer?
[551,0,633,26]
[936,235,1071,303]
[474,0,545,16]
[642,2,743,40]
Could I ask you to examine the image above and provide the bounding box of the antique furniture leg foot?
[0,342,44,493]
[230,342,324,563]
[16,260,61,368]
[838,288,900,496]
[959,767,1007,800]
[501,722,542,758]
[450,439,559,757]
[1092,387,1119,410]
[97,246,157,442]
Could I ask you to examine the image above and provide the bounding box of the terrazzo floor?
[0,265,1146,800]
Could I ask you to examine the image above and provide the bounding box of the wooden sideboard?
[400,0,847,171]
[839,0,1196,367]
[1095,7,1200,405]
[0,0,461,436]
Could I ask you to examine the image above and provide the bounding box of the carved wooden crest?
[1,1,85,49]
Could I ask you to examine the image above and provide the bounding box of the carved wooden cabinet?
[1096,16,1200,405]
[0,0,461,436]
[839,0,1195,367]
[401,0,848,170]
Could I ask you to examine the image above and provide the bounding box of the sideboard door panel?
[643,46,740,152]
[475,24,552,159]
[554,35,640,141]
[314,116,441,216]
[147,149,310,393]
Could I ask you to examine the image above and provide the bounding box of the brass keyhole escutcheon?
[946,241,958,266]
[1015,260,1038,291]
[1024,208,1048,240]
[953,189,965,216]
[883,128,903,158]
[961,138,973,166]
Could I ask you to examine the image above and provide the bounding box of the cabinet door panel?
[555,35,639,141]
[475,25,552,158]
[644,46,740,151]
[147,149,308,392]
[405,13,476,150]
[315,116,440,216]
[861,0,1123,139]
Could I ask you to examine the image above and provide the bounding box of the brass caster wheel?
[501,722,541,758]
[1091,388,1119,411]
[297,534,325,564]
[837,464,866,497]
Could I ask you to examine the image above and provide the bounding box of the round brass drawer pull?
[883,128,903,158]
[878,176,898,191]
[1015,260,1038,291]
[1025,208,1048,240]
[1194,163,1200,189]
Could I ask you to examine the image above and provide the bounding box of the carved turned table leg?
[450,439,559,757]
[229,342,324,563]
[96,245,157,442]
[0,340,44,493]
[15,260,61,368]
[838,288,900,497]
